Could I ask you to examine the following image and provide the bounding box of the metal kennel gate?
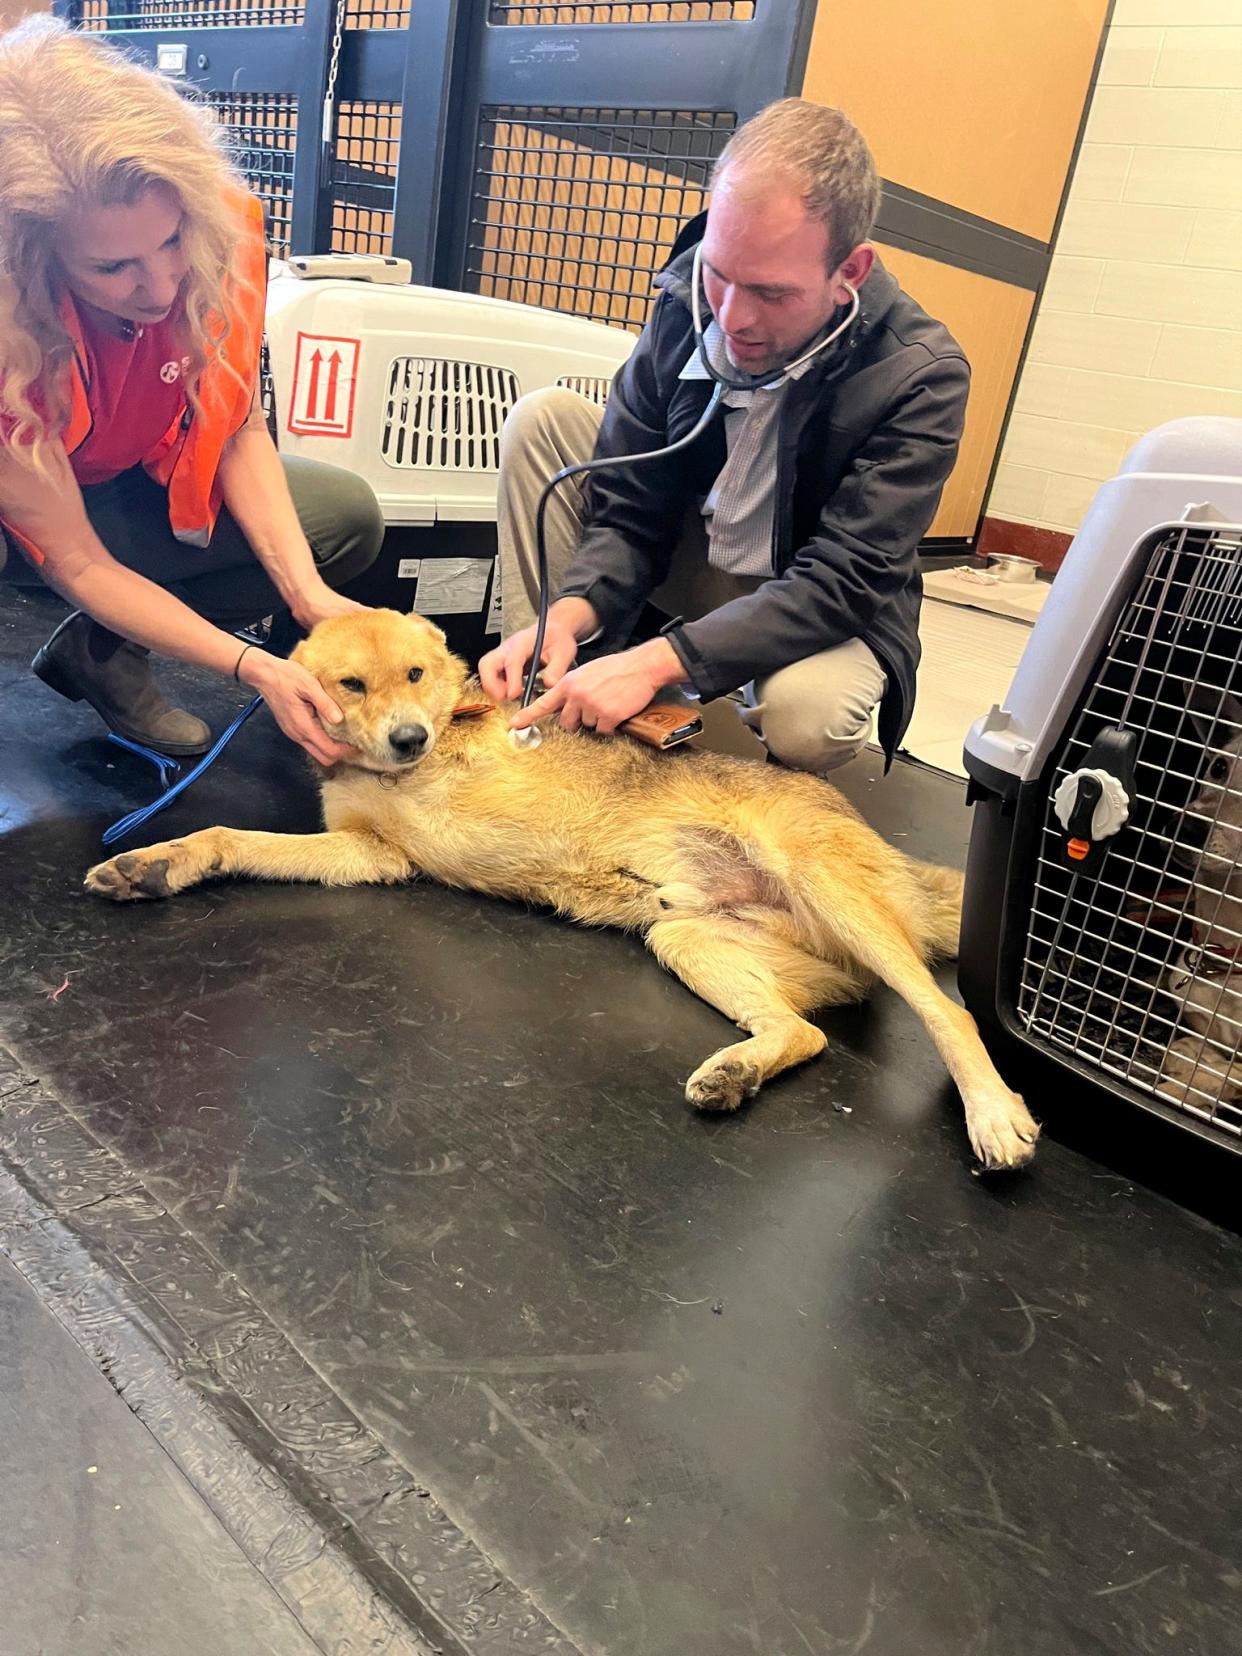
[56,0,811,328]
[438,3,812,328]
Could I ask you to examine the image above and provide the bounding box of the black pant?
[10,456,384,628]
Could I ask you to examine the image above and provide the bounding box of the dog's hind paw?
[686,1052,762,1112]
[966,1092,1040,1172]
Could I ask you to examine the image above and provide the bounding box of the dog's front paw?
[85,841,198,902]
[965,1090,1040,1172]
[686,1049,762,1112]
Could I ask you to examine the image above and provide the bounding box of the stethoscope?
[688,241,860,393]
[512,248,863,741]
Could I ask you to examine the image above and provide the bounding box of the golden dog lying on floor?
[86,610,1039,1169]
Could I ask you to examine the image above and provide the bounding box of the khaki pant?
[496,387,887,774]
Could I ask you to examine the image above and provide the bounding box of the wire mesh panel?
[331,101,399,255]
[209,93,297,257]
[489,3,755,20]
[381,358,520,471]
[466,106,733,330]
[344,0,409,27]
[75,0,303,27]
[1018,525,1242,1137]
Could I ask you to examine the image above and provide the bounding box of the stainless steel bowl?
[987,553,1041,585]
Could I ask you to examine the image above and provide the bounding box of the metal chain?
[321,0,348,150]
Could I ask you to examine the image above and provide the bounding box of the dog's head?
[1184,684,1242,881]
[293,609,468,773]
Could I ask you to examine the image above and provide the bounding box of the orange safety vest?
[5,188,267,564]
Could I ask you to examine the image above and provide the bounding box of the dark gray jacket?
[558,219,971,761]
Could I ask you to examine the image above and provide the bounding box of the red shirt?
[68,305,190,486]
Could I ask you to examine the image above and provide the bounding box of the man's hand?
[479,596,599,701]
[240,650,357,766]
[509,637,687,736]
[291,580,366,631]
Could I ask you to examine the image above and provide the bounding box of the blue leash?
[102,695,264,847]
[105,732,183,794]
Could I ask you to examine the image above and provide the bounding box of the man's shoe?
[32,612,212,757]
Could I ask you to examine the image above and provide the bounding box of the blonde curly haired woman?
[0,18,382,761]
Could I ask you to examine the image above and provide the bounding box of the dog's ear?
[289,635,326,680]
[289,632,331,680]
[1221,689,1242,741]
[407,612,448,647]
[1185,682,1242,748]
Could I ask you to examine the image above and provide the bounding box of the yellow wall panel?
[873,244,1034,538]
[802,0,1109,242]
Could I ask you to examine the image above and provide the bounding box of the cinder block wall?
[989,0,1242,547]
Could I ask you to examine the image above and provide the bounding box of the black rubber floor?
[2,583,1240,1656]
[0,1249,334,1656]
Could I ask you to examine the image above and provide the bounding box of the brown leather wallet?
[619,703,704,750]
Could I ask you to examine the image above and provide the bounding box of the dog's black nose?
[389,723,428,761]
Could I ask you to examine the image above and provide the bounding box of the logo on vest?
[160,356,191,385]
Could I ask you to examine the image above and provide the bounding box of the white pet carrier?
[263,258,635,656]
[960,417,1242,1149]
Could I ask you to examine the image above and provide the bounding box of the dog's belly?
[336,746,817,933]
[390,801,793,935]
[396,819,667,928]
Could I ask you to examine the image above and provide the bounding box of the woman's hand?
[291,580,366,631]
[240,649,356,765]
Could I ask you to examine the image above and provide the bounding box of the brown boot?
[32,612,212,757]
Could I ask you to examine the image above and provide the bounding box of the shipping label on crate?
[414,559,492,616]
[287,332,360,438]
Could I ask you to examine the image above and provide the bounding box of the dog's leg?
[826,907,1037,1170]
[86,827,408,902]
[647,915,842,1110]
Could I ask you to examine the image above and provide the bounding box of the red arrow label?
[305,348,323,421]
[323,350,342,423]
[288,334,359,438]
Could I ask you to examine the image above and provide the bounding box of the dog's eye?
[408,667,423,684]
[340,677,366,695]
[1210,756,1229,782]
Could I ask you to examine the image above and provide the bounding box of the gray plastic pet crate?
[960,417,1242,1150]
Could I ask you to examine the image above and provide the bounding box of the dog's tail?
[905,857,966,960]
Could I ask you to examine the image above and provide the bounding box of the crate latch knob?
[1052,727,1138,875]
